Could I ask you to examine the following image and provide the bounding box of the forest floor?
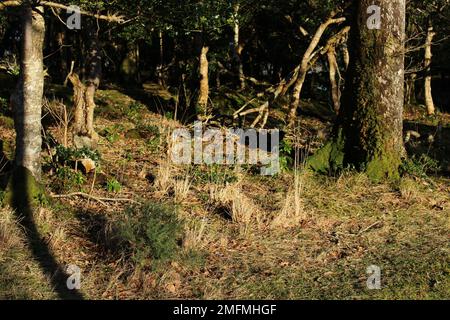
[0,82,449,300]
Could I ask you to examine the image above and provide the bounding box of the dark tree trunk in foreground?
[14,5,45,180]
[308,0,406,182]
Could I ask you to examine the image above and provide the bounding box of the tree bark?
[308,0,406,182]
[424,25,435,115]
[14,4,45,180]
[197,44,209,119]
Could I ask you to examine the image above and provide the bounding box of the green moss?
[365,153,401,183]
[0,115,14,129]
[306,129,345,174]
[3,167,46,209]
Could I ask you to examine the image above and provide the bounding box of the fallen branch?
[51,192,141,205]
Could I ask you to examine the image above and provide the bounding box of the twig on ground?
[51,192,141,206]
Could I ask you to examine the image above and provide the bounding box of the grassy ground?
[0,86,449,300]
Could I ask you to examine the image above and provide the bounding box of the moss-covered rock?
[306,129,345,174]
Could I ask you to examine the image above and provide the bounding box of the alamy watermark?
[171,121,280,176]
[366,265,381,290]
[367,5,381,30]
[66,264,81,290]
[67,5,81,30]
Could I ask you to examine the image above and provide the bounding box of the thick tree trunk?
[197,45,209,119]
[308,0,406,182]
[14,5,45,180]
[424,25,435,115]
[287,13,346,126]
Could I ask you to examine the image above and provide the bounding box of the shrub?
[114,202,183,266]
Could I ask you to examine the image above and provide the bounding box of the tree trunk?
[120,42,139,83]
[287,13,346,126]
[323,26,350,113]
[233,4,245,90]
[56,28,68,82]
[405,73,417,105]
[14,5,45,180]
[424,25,435,115]
[308,0,406,182]
[327,46,341,113]
[197,45,209,119]
[156,30,165,87]
[71,19,101,148]
[342,42,350,70]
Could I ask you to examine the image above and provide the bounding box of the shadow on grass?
[9,167,84,300]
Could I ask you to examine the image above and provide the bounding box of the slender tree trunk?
[71,19,101,148]
[342,42,350,70]
[197,44,209,119]
[287,13,346,126]
[308,0,406,182]
[156,30,165,86]
[14,5,45,180]
[405,73,417,105]
[327,46,341,113]
[424,25,435,115]
[84,21,101,138]
[120,42,138,83]
[56,28,68,82]
[233,4,245,90]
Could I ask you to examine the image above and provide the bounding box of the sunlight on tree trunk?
[233,4,245,90]
[327,46,341,113]
[69,19,101,149]
[197,45,209,119]
[14,5,45,180]
[424,25,436,115]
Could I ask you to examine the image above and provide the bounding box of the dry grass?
[174,175,192,203]
[154,157,174,198]
[209,181,266,231]
[272,170,308,229]
[183,217,208,251]
[0,207,24,259]
[1,88,449,300]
